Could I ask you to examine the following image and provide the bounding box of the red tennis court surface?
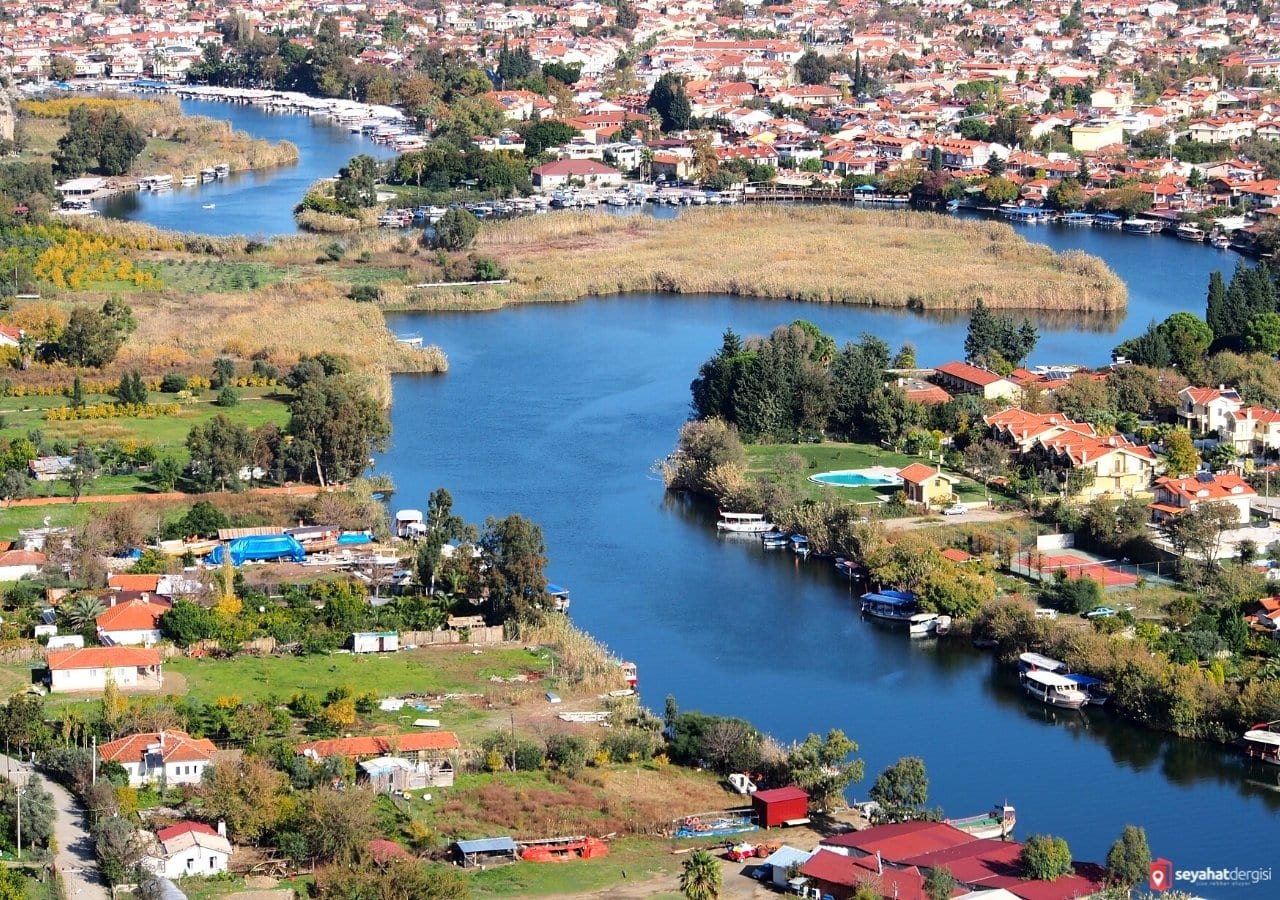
[1017,551,1139,587]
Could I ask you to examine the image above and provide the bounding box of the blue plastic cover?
[208,534,307,566]
[337,532,373,545]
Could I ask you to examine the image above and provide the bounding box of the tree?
[1020,834,1074,881]
[868,756,932,823]
[60,594,106,632]
[95,815,148,886]
[648,74,692,132]
[186,414,251,491]
[1163,429,1200,475]
[291,785,379,864]
[414,487,467,595]
[200,756,287,843]
[692,132,719,181]
[1162,500,1239,571]
[1205,270,1231,342]
[212,357,236,388]
[286,377,389,486]
[785,729,862,812]
[53,105,146,177]
[334,154,379,209]
[964,299,1037,367]
[159,600,217,647]
[982,176,1019,204]
[795,50,833,85]
[521,120,577,157]
[479,513,549,623]
[431,207,480,251]
[1046,178,1086,211]
[1158,312,1212,373]
[1244,311,1280,355]
[680,849,723,900]
[925,867,958,900]
[54,300,135,368]
[1105,825,1152,889]
[2,777,54,851]
[68,444,99,502]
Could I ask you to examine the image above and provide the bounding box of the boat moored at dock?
[860,590,919,623]
[909,612,941,638]
[947,802,1017,840]
[1018,652,1070,677]
[1242,721,1280,766]
[716,511,775,533]
[1023,670,1089,709]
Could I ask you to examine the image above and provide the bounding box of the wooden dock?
[741,187,910,205]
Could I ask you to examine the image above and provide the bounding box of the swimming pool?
[808,468,903,488]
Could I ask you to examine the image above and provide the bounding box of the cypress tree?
[1205,270,1229,340]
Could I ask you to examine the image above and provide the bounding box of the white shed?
[352,631,399,653]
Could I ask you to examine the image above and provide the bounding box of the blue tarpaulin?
[337,532,373,545]
[208,534,306,566]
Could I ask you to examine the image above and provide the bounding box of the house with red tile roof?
[1178,385,1243,434]
[933,361,1020,401]
[897,464,957,510]
[1034,432,1157,501]
[1221,405,1280,454]
[984,407,1097,453]
[47,646,163,693]
[0,549,46,582]
[530,159,623,191]
[96,598,170,647]
[296,732,461,762]
[98,729,216,786]
[143,821,231,879]
[1149,472,1256,526]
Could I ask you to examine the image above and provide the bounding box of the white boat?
[935,615,952,636]
[200,168,216,182]
[393,509,425,539]
[909,612,940,638]
[202,203,216,209]
[716,511,775,533]
[181,174,197,185]
[1121,218,1160,234]
[606,194,628,207]
[1243,721,1280,766]
[214,163,230,177]
[139,174,174,190]
[1017,652,1069,677]
[1175,223,1206,241]
[1211,233,1232,249]
[947,803,1016,840]
[1023,670,1089,709]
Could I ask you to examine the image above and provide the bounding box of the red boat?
[619,661,638,687]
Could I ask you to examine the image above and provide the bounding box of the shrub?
[546,734,590,776]
[159,373,188,393]
[349,284,381,303]
[214,386,240,408]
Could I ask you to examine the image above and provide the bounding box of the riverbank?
[19,95,298,188]
[379,206,1127,313]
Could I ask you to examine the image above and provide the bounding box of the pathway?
[4,758,108,900]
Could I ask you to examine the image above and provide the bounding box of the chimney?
[876,850,883,875]
[158,731,165,748]
[217,820,227,838]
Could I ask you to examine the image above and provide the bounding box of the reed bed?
[520,614,629,694]
[414,206,1128,313]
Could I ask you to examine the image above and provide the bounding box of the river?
[114,100,1279,875]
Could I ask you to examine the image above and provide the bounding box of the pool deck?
[808,465,904,487]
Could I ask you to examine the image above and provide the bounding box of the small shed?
[752,786,810,828]
[453,836,519,868]
[759,845,815,889]
[352,631,399,653]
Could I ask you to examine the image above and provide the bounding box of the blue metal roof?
[860,590,916,606]
[1063,673,1103,687]
[455,837,518,854]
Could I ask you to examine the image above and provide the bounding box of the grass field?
[745,441,991,505]
[468,834,688,897]
[0,388,291,495]
[166,645,554,706]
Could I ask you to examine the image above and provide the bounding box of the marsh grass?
[399,206,1127,313]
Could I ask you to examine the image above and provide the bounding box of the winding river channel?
[114,99,1279,873]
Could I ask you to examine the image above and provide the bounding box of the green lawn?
[149,259,299,293]
[746,441,932,503]
[468,835,685,897]
[0,388,291,495]
[167,646,554,706]
[0,502,97,540]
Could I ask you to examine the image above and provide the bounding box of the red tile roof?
[99,730,216,765]
[935,361,1009,388]
[941,548,973,563]
[1154,473,1256,502]
[96,600,169,633]
[0,550,46,567]
[48,647,161,670]
[108,574,162,592]
[295,732,460,758]
[155,821,219,843]
[897,463,949,485]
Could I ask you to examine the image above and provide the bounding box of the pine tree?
[1206,270,1229,341]
[965,299,997,362]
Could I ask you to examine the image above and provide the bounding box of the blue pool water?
[808,469,902,487]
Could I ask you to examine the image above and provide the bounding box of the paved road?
[4,759,108,900]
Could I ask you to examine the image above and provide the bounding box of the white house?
[46,647,163,693]
[1149,472,1256,525]
[0,549,46,582]
[529,159,623,191]
[98,730,217,787]
[143,822,231,879]
[95,599,169,647]
[1178,385,1243,434]
[351,631,399,653]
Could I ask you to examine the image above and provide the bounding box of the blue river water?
[104,99,1279,879]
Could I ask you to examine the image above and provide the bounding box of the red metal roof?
[155,821,218,843]
[752,786,809,803]
[822,821,976,859]
[935,360,1008,387]
[48,647,161,670]
[295,732,460,758]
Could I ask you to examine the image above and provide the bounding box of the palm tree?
[680,849,722,900]
[61,595,106,632]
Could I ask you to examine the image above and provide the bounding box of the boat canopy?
[1019,652,1069,673]
[861,590,917,606]
[1024,670,1079,689]
[909,612,939,622]
[718,511,765,520]
[207,534,306,566]
[547,583,570,598]
[1095,212,1122,222]
[1063,673,1103,687]
[1244,730,1280,747]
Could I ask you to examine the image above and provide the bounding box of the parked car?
[942,503,967,516]
[1084,606,1118,619]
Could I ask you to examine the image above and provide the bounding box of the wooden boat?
[1093,212,1123,229]
[1243,721,1280,766]
[619,660,637,687]
[790,534,810,557]
[1175,223,1207,242]
[1211,233,1231,249]
[716,511,774,533]
[1058,211,1093,225]
[761,531,790,548]
[547,583,570,612]
[860,590,918,623]
[947,802,1016,839]
[1023,670,1088,709]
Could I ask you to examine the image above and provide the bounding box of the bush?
[349,284,382,302]
[214,386,240,408]
[159,374,188,393]
[546,733,590,776]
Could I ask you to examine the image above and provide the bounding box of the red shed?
[751,786,810,828]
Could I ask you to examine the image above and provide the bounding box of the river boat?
[606,194,628,207]
[1175,223,1207,242]
[547,583,570,612]
[935,615,952,636]
[790,534,810,557]
[1122,218,1160,234]
[909,612,941,638]
[860,590,919,623]
[214,163,230,177]
[1058,211,1093,225]
[716,511,775,533]
[181,174,197,186]
[1018,652,1070,677]
[200,168,216,182]
[1062,673,1110,706]
[834,558,862,578]
[1243,721,1280,765]
[1211,233,1232,249]
[947,803,1016,840]
[619,660,638,687]
[202,203,216,210]
[1023,670,1089,709]
[139,174,174,190]
[1093,212,1123,229]
[761,531,790,549]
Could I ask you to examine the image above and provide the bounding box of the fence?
[1009,555,1177,589]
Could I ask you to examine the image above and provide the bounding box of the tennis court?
[1012,548,1140,588]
